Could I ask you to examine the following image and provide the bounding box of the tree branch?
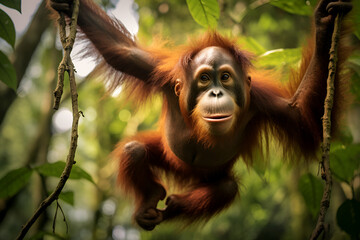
[16,1,80,239]
[310,13,343,240]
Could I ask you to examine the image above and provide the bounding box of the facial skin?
[183,46,250,136]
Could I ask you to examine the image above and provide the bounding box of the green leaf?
[36,161,95,184]
[0,0,21,13]
[0,167,33,198]
[70,164,95,184]
[336,199,360,238]
[186,0,219,29]
[270,0,315,16]
[59,191,74,205]
[331,144,360,183]
[0,51,17,90]
[0,9,16,48]
[36,161,64,178]
[298,173,324,218]
[238,37,266,56]
[257,48,301,68]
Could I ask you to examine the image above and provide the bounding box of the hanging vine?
[310,12,344,240]
[16,0,81,239]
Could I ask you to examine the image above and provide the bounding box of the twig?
[310,13,343,240]
[16,1,80,239]
[52,201,59,233]
[53,200,68,234]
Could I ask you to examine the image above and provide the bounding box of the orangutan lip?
[203,114,233,123]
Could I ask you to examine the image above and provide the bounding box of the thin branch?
[16,1,80,239]
[310,13,343,240]
[53,200,68,234]
[57,201,69,234]
[52,200,59,233]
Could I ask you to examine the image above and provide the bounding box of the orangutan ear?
[247,76,251,87]
[174,79,182,96]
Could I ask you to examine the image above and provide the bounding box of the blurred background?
[0,0,359,239]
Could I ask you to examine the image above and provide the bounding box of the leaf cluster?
[0,162,94,205]
[0,0,19,90]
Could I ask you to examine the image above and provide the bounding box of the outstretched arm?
[48,0,156,81]
[248,0,351,159]
[290,0,352,130]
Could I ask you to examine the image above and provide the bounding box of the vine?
[16,0,81,239]
[310,12,344,240]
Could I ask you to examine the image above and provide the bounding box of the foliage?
[0,0,21,12]
[329,144,360,237]
[36,161,95,184]
[0,8,15,47]
[0,50,16,90]
[0,167,32,198]
[256,48,302,79]
[186,0,219,29]
[269,0,317,16]
[298,173,324,218]
[336,199,360,239]
[0,162,93,199]
[0,0,18,90]
[59,191,75,206]
[331,144,360,183]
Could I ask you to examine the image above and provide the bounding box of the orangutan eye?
[221,73,230,81]
[200,73,210,82]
